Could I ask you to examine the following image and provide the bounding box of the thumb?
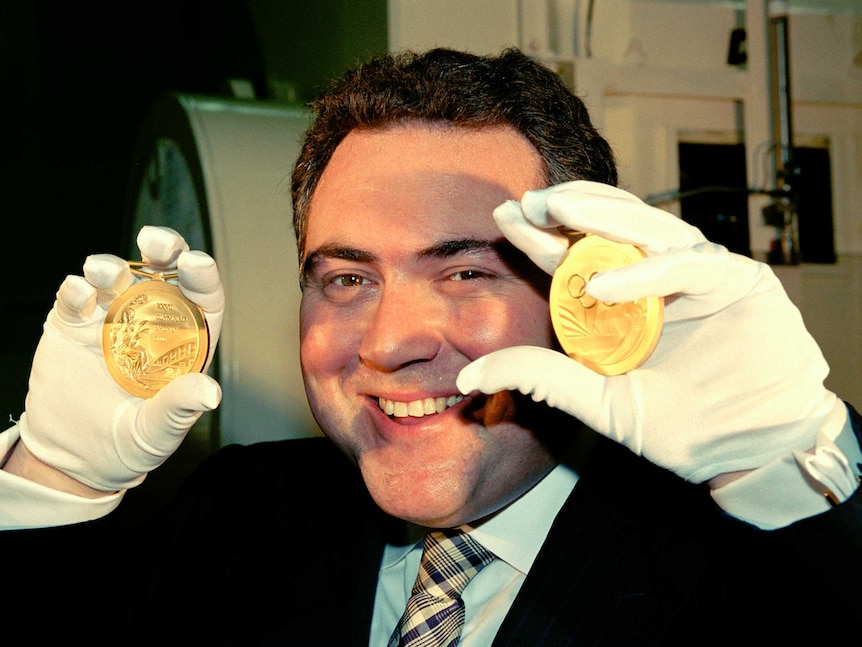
[457,346,605,422]
[116,373,222,473]
[458,346,641,452]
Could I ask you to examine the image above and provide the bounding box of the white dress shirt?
[369,464,579,646]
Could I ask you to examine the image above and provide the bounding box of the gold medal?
[102,265,209,398]
[550,234,663,376]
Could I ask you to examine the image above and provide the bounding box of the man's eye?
[449,269,490,281]
[330,273,368,287]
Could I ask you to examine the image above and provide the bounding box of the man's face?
[300,123,560,528]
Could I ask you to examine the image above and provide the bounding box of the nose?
[358,281,443,371]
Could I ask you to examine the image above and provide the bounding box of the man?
[1,48,861,645]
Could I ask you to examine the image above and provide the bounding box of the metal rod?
[767,0,799,264]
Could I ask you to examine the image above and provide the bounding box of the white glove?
[457,181,844,483]
[19,226,224,491]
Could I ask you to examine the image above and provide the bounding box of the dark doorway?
[678,142,751,257]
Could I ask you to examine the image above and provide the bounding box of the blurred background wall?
[0,0,386,421]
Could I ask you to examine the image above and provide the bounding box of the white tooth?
[379,394,463,417]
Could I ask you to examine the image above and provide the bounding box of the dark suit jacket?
[4,407,862,646]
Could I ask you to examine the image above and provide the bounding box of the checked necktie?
[388,528,496,647]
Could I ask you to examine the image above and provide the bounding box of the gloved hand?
[457,181,844,484]
[19,226,224,491]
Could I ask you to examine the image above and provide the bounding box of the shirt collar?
[381,463,578,575]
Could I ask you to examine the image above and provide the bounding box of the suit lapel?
[492,439,715,646]
[346,504,396,646]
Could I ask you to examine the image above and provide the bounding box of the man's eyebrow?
[300,238,518,281]
[306,244,377,263]
[301,245,377,280]
[420,238,532,272]
[304,239,494,268]
[417,238,498,259]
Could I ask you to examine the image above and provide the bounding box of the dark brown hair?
[291,47,617,256]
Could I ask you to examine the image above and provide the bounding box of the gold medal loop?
[127,261,179,283]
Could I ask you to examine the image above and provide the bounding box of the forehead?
[304,124,545,252]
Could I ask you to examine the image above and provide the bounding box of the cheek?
[299,300,357,387]
[299,302,363,444]
[458,291,555,353]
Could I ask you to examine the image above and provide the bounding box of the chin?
[373,493,469,528]
[359,460,475,527]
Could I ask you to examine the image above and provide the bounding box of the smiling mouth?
[378,395,464,418]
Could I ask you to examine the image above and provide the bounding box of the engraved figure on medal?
[102,264,209,398]
[109,297,151,383]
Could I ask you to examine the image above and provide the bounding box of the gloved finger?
[53,275,99,329]
[585,243,730,302]
[492,200,570,275]
[519,180,644,227]
[117,372,222,473]
[177,250,224,369]
[177,250,224,314]
[137,225,191,270]
[522,181,706,254]
[456,346,626,441]
[457,346,590,403]
[82,253,135,309]
[586,242,774,322]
